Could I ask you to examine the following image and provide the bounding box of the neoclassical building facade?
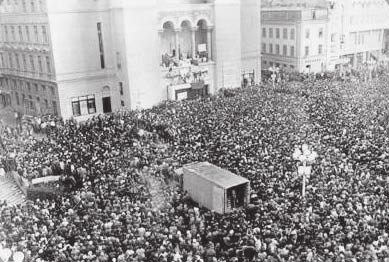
[0,0,261,119]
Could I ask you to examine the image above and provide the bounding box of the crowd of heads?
[1,72,389,262]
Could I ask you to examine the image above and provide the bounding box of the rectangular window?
[22,54,27,71]
[87,95,96,114]
[318,44,323,55]
[119,82,124,95]
[15,92,20,105]
[15,53,20,69]
[0,53,4,67]
[290,46,295,57]
[50,86,55,95]
[121,100,125,107]
[306,29,310,39]
[116,51,121,69]
[22,0,26,12]
[305,46,309,56]
[269,43,273,54]
[41,85,46,94]
[262,28,266,38]
[27,82,31,93]
[31,1,35,12]
[11,26,15,42]
[9,54,13,69]
[25,26,30,42]
[290,28,295,40]
[331,33,336,42]
[72,98,81,116]
[42,26,47,43]
[34,25,38,42]
[283,45,287,56]
[34,83,38,93]
[46,56,51,73]
[37,56,43,72]
[283,28,288,39]
[29,55,35,71]
[319,28,323,38]
[276,28,280,39]
[269,28,273,38]
[262,43,266,53]
[275,44,280,55]
[52,101,57,115]
[44,99,48,109]
[4,26,9,42]
[97,23,105,69]
[72,95,96,116]
[18,26,23,42]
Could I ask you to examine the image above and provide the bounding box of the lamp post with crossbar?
[293,144,317,199]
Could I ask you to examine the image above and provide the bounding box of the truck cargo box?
[182,162,250,214]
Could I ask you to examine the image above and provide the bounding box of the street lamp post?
[269,67,279,88]
[293,144,317,199]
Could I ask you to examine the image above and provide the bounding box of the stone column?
[174,29,180,59]
[191,26,198,58]
[206,26,213,61]
[158,29,163,64]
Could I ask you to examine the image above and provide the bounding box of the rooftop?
[183,162,249,188]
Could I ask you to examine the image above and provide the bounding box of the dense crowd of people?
[1,72,389,261]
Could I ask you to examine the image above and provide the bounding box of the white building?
[0,0,261,120]
[261,7,328,74]
[326,0,389,70]
[261,0,389,73]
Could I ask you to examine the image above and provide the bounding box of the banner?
[198,44,207,53]
[31,175,61,185]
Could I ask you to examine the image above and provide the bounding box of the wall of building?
[261,22,298,71]
[299,19,327,73]
[214,0,242,89]
[46,0,121,119]
[122,1,163,109]
[261,8,327,74]
[385,29,389,53]
[332,0,389,65]
[0,0,60,116]
[241,0,261,84]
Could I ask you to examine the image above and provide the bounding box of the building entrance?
[102,97,112,113]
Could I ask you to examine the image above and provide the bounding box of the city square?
[1,0,389,262]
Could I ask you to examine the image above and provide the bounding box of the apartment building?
[0,0,59,116]
[261,7,328,73]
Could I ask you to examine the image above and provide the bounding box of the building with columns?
[0,0,261,120]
